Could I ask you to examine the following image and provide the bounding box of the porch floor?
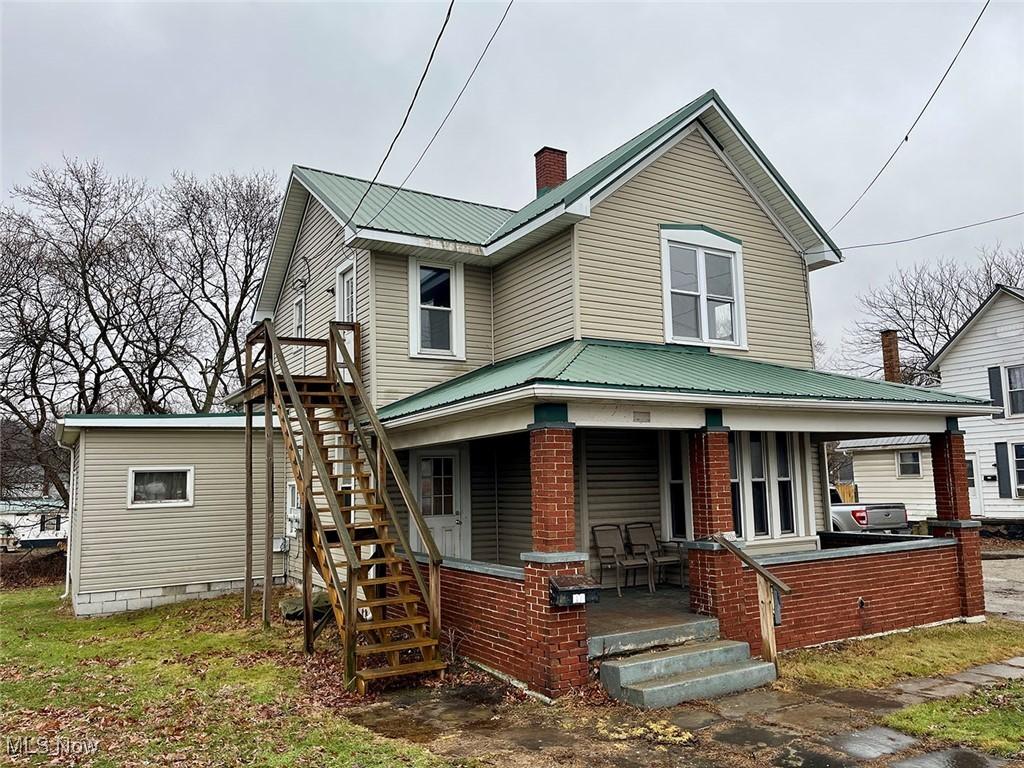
[586,587,718,658]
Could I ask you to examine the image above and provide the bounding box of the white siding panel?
[492,231,574,360]
[937,292,1024,519]
[850,448,936,521]
[78,428,288,592]
[575,130,814,367]
[372,252,493,406]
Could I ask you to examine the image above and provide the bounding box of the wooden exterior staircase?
[242,320,445,693]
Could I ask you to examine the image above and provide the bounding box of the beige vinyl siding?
[850,447,936,521]
[579,429,661,578]
[71,432,86,590]
[272,199,372,394]
[574,129,814,367]
[809,437,826,531]
[492,231,574,360]
[491,433,532,566]
[469,439,499,562]
[372,252,493,406]
[937,291,1024,519]
[77,428,288,592]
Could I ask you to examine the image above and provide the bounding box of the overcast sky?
[3,1,1023,359]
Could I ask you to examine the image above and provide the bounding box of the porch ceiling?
[378,338,994,424]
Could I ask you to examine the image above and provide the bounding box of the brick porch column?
[520,404,589,698]
[687,417,749,644]
[929,423,985,619]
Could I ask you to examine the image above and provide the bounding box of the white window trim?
[1005,364,1024,419]
[660,228,747,350]
[659,431,694,542]
[732,432,807,542]
[1012,442,1024,499]
[126,465,195,509]
[292,293,306,336]
[335,258,357,323]
[407,258,465,360]
[285,481,301,538]
[895,450,922,478]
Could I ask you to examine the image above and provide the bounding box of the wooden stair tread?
[355,660,446,681]
[356,637,437,656]
[357,594,420,608]
[356,614,428,631]
[360,574,412,586]
[329,537,395,548]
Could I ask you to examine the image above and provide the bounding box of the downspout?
[59,441,75,599]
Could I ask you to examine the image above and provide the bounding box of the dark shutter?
[995,442,1012,498]
[988,366,1004,419]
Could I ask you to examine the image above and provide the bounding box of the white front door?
[966,453,984,517]
[335,261,356,381]
[412,450,469,559]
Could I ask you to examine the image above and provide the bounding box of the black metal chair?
[592,524,654,597]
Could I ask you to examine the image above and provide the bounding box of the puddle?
[827,726,916,760]
[890,749,1009,768]
[820,688,905,712]
[773,743,856,768]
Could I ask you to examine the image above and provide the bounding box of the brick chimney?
[880,329,901,382]
[534,147,567,197]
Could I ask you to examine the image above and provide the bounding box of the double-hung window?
[1007,365,1024,416]
[731,432,805,540]
[896,450,922,478]
[661,227,744,347]
[409,259,464,358]
[1013,443,1024,498]
[127,466,193,508]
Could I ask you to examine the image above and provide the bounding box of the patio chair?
[591,524,654,597]
[625,522,685,588]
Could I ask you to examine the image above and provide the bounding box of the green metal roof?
[293,166,513,246]
[378,339,989,421]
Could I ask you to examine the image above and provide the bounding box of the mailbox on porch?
[549,574,601,607]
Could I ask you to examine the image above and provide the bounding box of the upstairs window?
[896,450,922,477]
[408,258,465,359]
[660,227,745,347]
[1008,365,1024,416]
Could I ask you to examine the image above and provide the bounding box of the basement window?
[896,450,922,478]
[408,258,465,359]
[128,466,194,508]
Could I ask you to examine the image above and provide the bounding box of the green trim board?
[378,338,989,422]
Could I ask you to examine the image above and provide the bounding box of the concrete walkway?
[984,558,1024,622]
[344,657,1023,767]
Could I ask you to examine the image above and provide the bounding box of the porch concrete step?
[600,640,752,698]
[619,659,777,709]
[587,616,719,659]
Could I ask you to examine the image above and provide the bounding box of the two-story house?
[839,286,1024,522]
[59,89,993,705]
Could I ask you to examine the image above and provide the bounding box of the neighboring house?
[56,414,288,616]
[839,285,1024,521]
[64,90,994,704]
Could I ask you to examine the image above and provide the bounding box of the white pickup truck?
[829,489,910,533]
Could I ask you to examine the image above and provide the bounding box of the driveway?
[984,557,1024,622]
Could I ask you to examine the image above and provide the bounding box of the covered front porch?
[377,339,994,697]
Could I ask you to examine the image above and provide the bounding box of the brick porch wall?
[722,545,963,656]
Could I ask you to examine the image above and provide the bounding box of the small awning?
[378,339,994,424]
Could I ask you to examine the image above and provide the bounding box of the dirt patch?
[0,550,65,589]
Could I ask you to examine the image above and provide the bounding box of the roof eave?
[927,285,1024,370]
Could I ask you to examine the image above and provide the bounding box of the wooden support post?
[345,564,358,690]
[302,430,314,654]
[756,574,779,672]
[263,383,274,630]
[243,401,254,621]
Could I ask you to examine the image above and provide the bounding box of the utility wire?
[805,209,1024,258]
[341,0,457,233]
[361,0,515,234]
[829,0,992,232]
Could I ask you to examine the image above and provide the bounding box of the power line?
[829,0,992,232]
[342,0,457,232]
[805,209,1024,258]
[361,0,515,234]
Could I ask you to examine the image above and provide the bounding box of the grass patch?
[0,586,457,767]
[780,618,1024,689]
[884,680,1024,758]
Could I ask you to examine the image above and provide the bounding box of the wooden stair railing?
[328,321,443,642]
[256,319,445,693]
[709,533,792,672]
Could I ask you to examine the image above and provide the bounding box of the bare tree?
[158,171,279,411]
[843,245,1024,384]
[0,158,280,504]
